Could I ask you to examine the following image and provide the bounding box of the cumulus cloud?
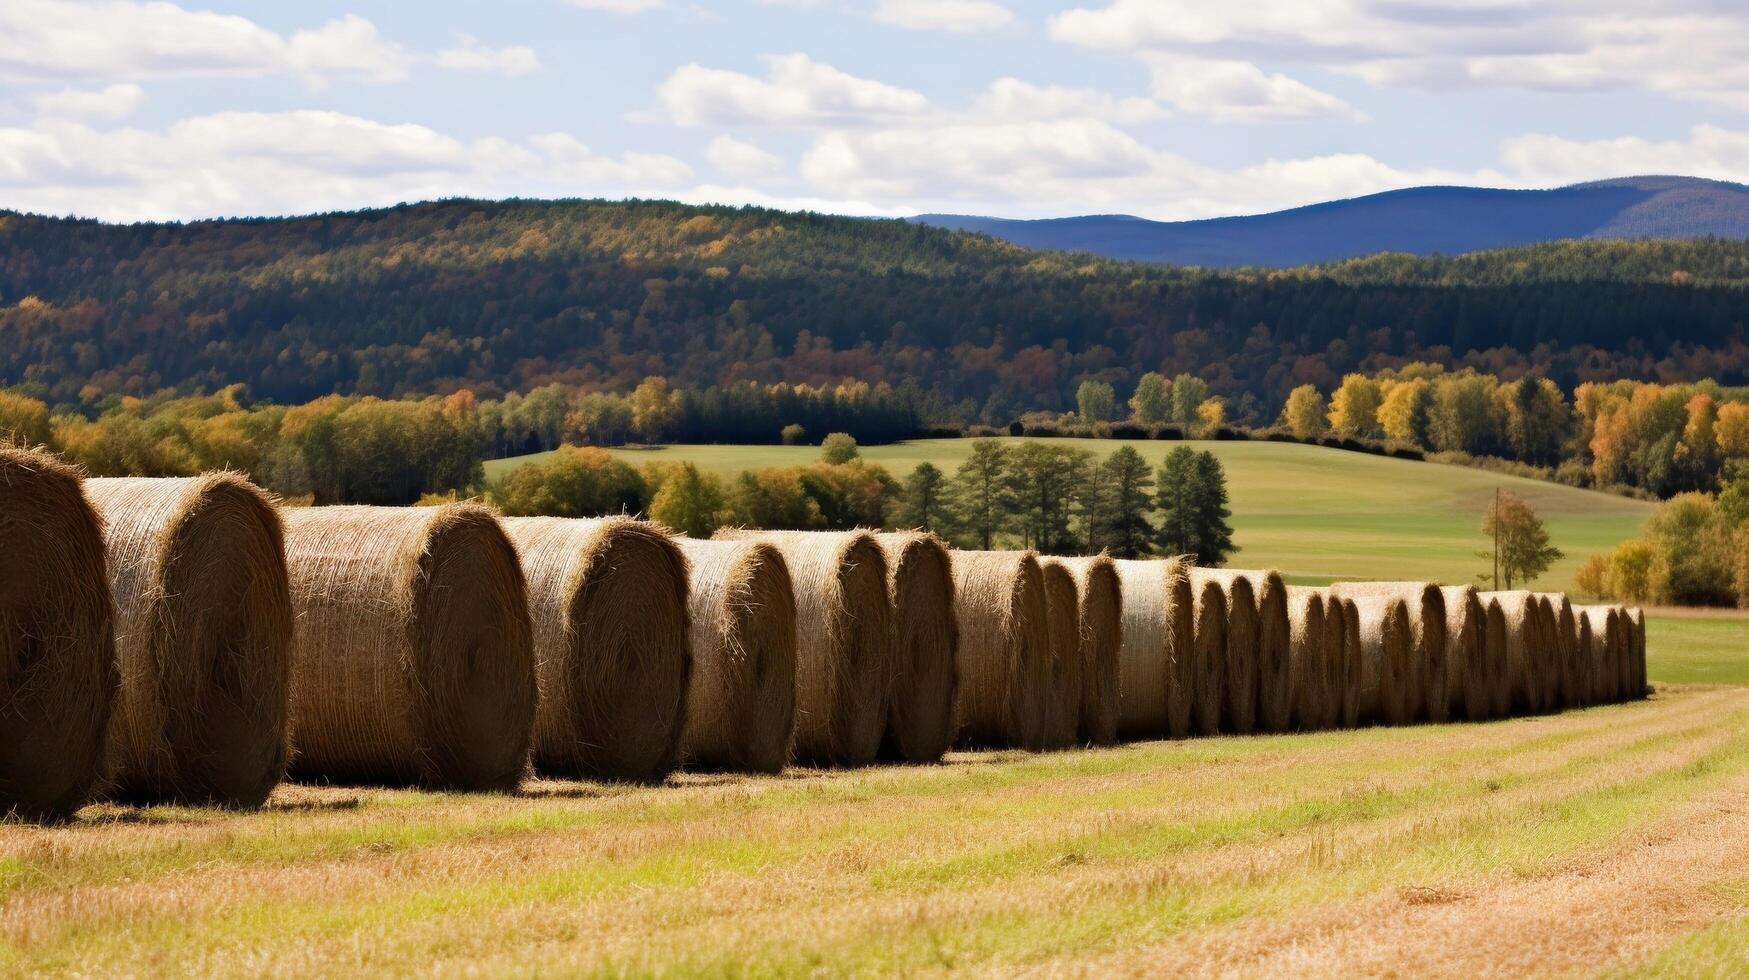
[974,77,1163,124]
[658,53,930,127]
[1049,0,1749,109]
[0,2,412,85]
[1150,58,1362,123]
[872,0,1015,33]
[0,110,692,221]
[436,35,542,76]
[706,135,786,179]
[28,83,145,121]
[1498,126,1749,187]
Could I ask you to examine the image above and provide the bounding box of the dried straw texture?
[1348,595,1413,726]
[1336,598,1363,729]
[503,517,689,783]
[1481,591,1540,716]
[1440,586,1489,723]
[1627,607,1648,700]
[282,504,536,791]
[671,538,796,773]
[1228,570,1293,732]
[1334,583,1447,724]
[1110,558,1192,740]
[1536,593,1580,710]
[1576,605,1625,705]
[1044,555,1122,746]
[872,533,959,763]
[85,475,291,807]
[1189,569,1258,734]
[715,530,892,766]
[1479,598,1512,718]
[947,550,1050,750]
[1284,587,1327,731]
[0,447,116,820]
[1314,591,1347,729]
[1037,561,1083,750]
[1187,576,1228,736]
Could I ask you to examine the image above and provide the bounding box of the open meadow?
[486,438,1655,592]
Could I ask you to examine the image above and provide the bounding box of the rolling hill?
[915,176,1749,267]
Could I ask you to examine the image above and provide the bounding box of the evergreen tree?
[1155,447,1199,558]
[1010,442,1091,552]
[949,438,1015,550]
[1092,445,1155,558]
[1189,451,1237,566]
[897,461,950,532]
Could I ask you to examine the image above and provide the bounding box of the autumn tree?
[1129,372,1171,424]
[1076,380,1117,422]
[1480,490,1562,589]
[1169,374,1209,424]
[1327,374,1384,438]
[491,445,647,518]
[1280,385,1329,439]
[649,462,727,537]
[630,376,682,443]
[0,390,53,448]
[1376,378,1432,446]
[1500,375,1570,466]
[820,432,859,465]
[1196,397,1226,430]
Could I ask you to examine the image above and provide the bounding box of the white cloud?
[658,53,930,127]
[974,77,1163,124]
[0,110,692,221]
[706,135,786,179]
[28,83,145,121]
[562,0,665,12]
[1150,58,1363,123]
[0,2,412,85]
[1498,126,1749,187]
[1049,0,1749,110]
[873,0,1015,33]
[436,35,542,76]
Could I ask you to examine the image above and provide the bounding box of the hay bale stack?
[85,475,292,807]
[1626,607,1648,700]
[948,550,1051,749]
[1347,595,1413,726]
[1535,593,1579,710]
[1110,558,1193,740]
[282,504,536,791]
[0,447,116,820]
[1481,591,1541,716]
[1044,556,1122,746]
[873,532,959,763]
[1037,560,1083,750]
[503,517,690,783]
[1334,583,1448,724]
[1334,597,1363,728]
[1576,605,1626,704]
[671,538,796,773]
[1439,586,1489,722]
[716,530,892,766]
[1188,569,1259,734]
[1284,587,1328,731]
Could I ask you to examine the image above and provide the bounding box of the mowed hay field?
[486,438,1652,592]
[7,683,1749,975]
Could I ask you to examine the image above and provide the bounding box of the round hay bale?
[716,530,892,766]
[1044,555,1122,746]
[1626,607,1648,700]
[1036,560,1083,750]
[874,532,959,763]
[1111,558,1193,740]
[1284,586,1327,731]
[1187,575,1228,736]
[503,517,690,783]
[1348,595,1413,726]
[1481,591,1539,716]
[1315,590,1348,729]
[1335,597,1363,728]
[1440,586,1489,722]
[0,446,116,821]
[1334,583,1447,724]
[1188,569,1258,734]
[282,504,537,791]
[1575,606,1620,704]
[1534,593,1579,711]
[1228,570,1292,732]
[1479,597,1511,718]
[947,550,1051,750]
[1573,612,1596,706]
[671,538,796,773]
[85,475,292,807]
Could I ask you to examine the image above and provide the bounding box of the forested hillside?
[1,198,1747,421]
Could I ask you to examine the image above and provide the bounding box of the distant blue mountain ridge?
[911,176,1749,268]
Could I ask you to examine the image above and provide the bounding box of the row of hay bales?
[0,447,1648,819]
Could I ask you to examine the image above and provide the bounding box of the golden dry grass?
[1,682,1747,976]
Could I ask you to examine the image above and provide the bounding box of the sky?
[5,0,1749,223]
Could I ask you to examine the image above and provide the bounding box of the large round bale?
[671,538,796,773]
[1348,595,1413,726]
[716,530,892,766]
[282,504,536,791]
[1440,586,1489,722]
[1044,556,1122,746]
[1573,612,1596,706]
[1036,560,1083,750]
[948,550,1051,749]
[1626,607,1648,700]
[1534,593,1579,711]
[873,532,959,763]
[1576,606,1621,704]
[1188,569,1259,734]
[1335,597,1363,728]
[85,475,292,807]
[1481,591,1541,716]
[1110,558,1193,740]
[1479,597,1512,717]
[0,446,116,821]
[1315,591,1348,729]
[1226,570,1292,732]
[1334,583,1448,724]
[1187,576,1229,736]
[1284,587,1328,730]
[503,517,690,783]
